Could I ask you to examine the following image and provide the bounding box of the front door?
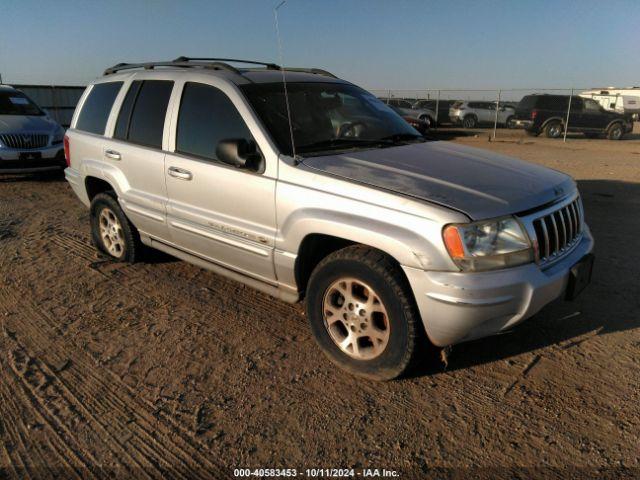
[164,81,277,284]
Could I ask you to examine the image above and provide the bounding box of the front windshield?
[0,90,44,116]
[240,82,423,157]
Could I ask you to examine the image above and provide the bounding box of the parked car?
[382,98,436,125]
[64,57,594,380]
[413,99,458,126]
[449,101,516,128]
[389,105,430,134]
[0,85,66,173]
[513,94,633,140]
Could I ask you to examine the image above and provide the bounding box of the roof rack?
[280,67,338,79]
[103,60,243,76]
[103,57,337,79]
[173,56,281,70]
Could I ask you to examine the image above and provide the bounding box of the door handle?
[104,149,121,160]
[168,166,193,181]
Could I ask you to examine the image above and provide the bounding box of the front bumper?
[512,119,533,129]
[403,226,594,347]
[0,144,65,173]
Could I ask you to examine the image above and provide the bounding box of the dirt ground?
[1,128,639,479]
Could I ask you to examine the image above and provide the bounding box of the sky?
[0,0,638,90]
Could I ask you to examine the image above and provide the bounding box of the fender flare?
[540,116,566,130]
[278,208,449,272]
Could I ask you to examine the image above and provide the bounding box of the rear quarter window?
[75,82,123,135]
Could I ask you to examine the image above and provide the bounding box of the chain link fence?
[369,88,638,141]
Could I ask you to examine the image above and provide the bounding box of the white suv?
[65,58,594,380]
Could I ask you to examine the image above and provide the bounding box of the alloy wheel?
[322,277,390,360]
[98,207,125,258]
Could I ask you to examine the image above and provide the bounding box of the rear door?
[105,77,175,240]
[71,80,123,172]
[164,80,277,284]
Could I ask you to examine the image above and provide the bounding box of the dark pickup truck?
[513,94,633,140]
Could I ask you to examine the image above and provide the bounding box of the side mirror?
[216,138,264,172]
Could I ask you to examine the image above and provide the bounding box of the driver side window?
[176,82,253,162]
[584,99,601,112]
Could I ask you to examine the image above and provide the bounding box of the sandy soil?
[1,129,639,479]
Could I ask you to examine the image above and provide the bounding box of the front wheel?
[305,246,422,381]
[505,116,515,129]
[90,192,141,262]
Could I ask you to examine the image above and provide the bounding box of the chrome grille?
[532,197,583,264]
[0,133,49,149]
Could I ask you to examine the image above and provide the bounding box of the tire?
[505,116,515,129]
[90,192,140,262]
[606,122,624,140]
[462,115,477,129]
[544,121,563,139]
[305,245,423,381]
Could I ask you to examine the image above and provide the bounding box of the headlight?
[443,216,533,271]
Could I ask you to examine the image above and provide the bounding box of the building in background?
[9,84,85,127]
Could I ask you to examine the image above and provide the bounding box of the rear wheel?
[305,246,422,381]
[544,121,563,139]
[90,193,140,262]
[505,116,515,129]
[606,122,624,140]
[462,115,477,129]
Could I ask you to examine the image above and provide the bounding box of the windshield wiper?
[377,132,426,144]
[297,137,394,153]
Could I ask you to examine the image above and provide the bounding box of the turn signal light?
[443,225,465,259]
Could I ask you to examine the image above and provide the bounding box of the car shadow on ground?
[409,179,640,377]
[0,171,66,183]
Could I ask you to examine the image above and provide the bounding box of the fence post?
[564,88,573,143]
[434,90,440,130]
[492,89,501,140]
[386,89,391,104]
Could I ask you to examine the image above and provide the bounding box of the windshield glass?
[0,90,44,116]
[240,82,422,156]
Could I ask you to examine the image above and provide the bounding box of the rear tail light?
[63,135,70,167]
[531,109,538,120]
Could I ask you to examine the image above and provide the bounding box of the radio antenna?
[274,0,298,161]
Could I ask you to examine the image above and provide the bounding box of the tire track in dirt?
[0,287,231,479]
[6,205,624,468]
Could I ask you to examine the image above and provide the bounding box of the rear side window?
[76,82,123,135]
[114,81,142,140]
[115,80,173,149]
[176,82,252,162]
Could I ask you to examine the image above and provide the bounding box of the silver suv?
[0,85,67,173]
[449,100,516,128]
[64,58,594,380]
